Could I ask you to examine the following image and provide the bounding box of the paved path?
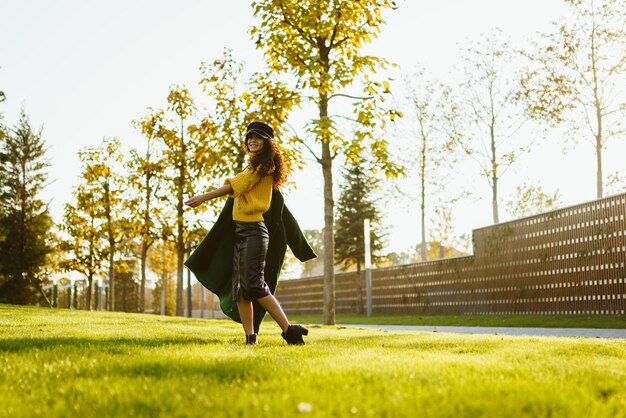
[340,324,626,339]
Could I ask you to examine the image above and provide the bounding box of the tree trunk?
[86,275,92,310]
[318,41,336,326]
[36,279,52,308]
[140,242,148,313]
[590,9,603,199]
[492,174,499,224]
[176,117,186,316]
[87,217,95,310]
[122,274,127,312]
[420,131,427,261]
[356,260,363,314]
[108,240,114,310]
[105,181,115,310]
[319,93,336,324]
[187,253,192,318]
[176,220,184,317]
[321,139,335,325]
[490,122,499,224]
[596,136,602,199]
[320,127,336,323]
[140,145,152,313]
[160,277,166,315]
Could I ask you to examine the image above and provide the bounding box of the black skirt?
[232,221,271,301]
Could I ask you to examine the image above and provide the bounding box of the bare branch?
[329,114,359,123]
[328,93,374,101]
[283,120,321,163]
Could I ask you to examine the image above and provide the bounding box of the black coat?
[184,190,316,333]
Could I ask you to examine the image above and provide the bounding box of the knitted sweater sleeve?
[224,167,261,197]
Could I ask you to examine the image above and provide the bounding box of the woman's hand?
[184,194,207,208]
[185,184,234,208]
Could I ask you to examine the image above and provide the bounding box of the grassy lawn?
[0,304,625,418]
[285,313,626,329]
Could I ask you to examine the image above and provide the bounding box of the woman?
[184,121,312,346]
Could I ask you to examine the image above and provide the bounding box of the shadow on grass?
[0,335,225,352]
[0,335,297,383]
[0,331,502,362]
[116,357,263,381]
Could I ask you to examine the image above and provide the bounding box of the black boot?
[246,334,258,345]
[281,324,308,345]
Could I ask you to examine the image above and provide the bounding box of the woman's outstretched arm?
[184,183,234,208]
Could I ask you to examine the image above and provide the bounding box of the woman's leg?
[237,293,255,336]
[256,294,289,332]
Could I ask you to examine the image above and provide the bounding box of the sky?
[1,0,625,264]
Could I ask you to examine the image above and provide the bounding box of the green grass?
[285,313,626,329]
[0,304,625,418]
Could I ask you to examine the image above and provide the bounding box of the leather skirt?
[232,221,271,301]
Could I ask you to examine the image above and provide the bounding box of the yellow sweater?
[224,166,273,222]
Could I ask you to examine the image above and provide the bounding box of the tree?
[59,184,107,310]
[142,85,198,316]
[78,138,129,311]
[188,49,305,288]
[0,98,7,286]
[190,49,303,187]
[0,110,53,305]
[447,29,533,225]
[113,258,140,313]
[0,81,6,135]
[605,171,626,195]
[251,0,404,324]
[401,68,458,261]
[0,91,6,285]
[428,206,470,259]
[384,248,418,266]
[0,79,6,118]
[128,118,168,313]
[167,86,196,317]
[149,240,177,316]
[38,227,63,302]
[505,183,564,219]
[0,87,5,125]
[520,0,626,199]
[334,155,386,314]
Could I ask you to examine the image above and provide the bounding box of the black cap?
[245,121,274,140]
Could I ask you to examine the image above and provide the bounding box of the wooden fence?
[276,192,626,315]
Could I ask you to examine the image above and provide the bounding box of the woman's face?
[246,133,265,153]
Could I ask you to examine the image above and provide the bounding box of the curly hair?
[246,136,288,190]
